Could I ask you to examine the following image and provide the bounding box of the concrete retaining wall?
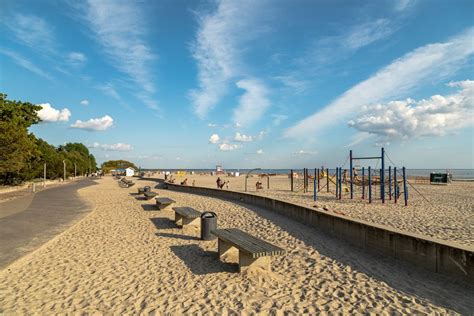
[149,178,474,281]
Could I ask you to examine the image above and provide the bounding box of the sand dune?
[0,176,472,314]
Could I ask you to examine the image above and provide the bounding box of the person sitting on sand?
[256,181,263,191]
[181,178,188,186]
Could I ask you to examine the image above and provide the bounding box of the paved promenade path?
[0,179,97,269]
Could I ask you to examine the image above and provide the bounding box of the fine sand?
[161,173,474,247]
[0,176,472,314]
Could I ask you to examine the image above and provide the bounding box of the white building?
[125,167,136,177]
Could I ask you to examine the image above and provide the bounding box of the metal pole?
[43,163,46,188]
[63,160,66,181]
[335,167,339,197]
[326,168,329,193]
[362,167,365,199]
[381,147,385,203]
[403,167,408,206]
[368,166,372,203]
[349,150,353,199]
[290,169,294,192]
[388,166,392,200]
[316,168,320,191]
[74,163,77,178]
[313,177,317,201]
[267,176,269,189]
[339,168,342,200]
[394,167,398,204]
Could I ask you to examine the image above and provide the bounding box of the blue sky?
[1,0,473,169]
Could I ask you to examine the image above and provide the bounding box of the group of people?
[216,177,229,189]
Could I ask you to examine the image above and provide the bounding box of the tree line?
[101,160,138,174]
[0,93,97,185]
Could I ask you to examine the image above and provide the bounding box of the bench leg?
[174,213,183,225]
[239,253,271,273]
[218,239,234,259]
[182,217,200,228]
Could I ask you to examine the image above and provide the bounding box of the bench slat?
[212,228,285,258]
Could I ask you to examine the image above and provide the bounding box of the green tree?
[101,160,138,173]
[0,93,42,128]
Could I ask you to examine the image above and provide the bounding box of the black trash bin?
[201,212,217,241]
[144,186,151,193]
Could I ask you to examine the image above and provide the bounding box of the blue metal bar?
[335,167,339,197]
[381,147,385,203]
[394,167,398,204]
[403,167,408,206]
[388,166,392,200]
[362,167,365,199]
[314,177,317,201]
[350,150,353,199]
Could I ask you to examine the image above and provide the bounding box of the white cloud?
[0,49,52,80]
[71,115,113,131]
[67,52,87,67]
[234,132,253,142]
[207,123,218,127]
[4,14,55,53]
[293,150,318,155]
[80,99,89,106]
[190,0,266,118]
[88,142,132,151]
[233,78,270,127]
[348,80,474,141]
[256,149,264,155]
[394,0,414,11]
[343,19,394,51]
[219,142,240,151]
[37,103,71,122]
[273,75,309,93]
[209,133,220,144]
[285,27,474,138]
[83,1,157,109]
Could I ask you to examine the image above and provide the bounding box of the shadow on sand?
[150,217,178,230]
[141,204,157,211]
[233,201,474,314]
[170,244,237,274]
[156,232,200,241]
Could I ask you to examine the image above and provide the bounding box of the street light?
[245,168,261,192]
[74,163,77,178]
[62,160,66,181]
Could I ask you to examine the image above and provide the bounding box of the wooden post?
[368,166,372,203]
[267,176,270,189]
[335,167,339,197]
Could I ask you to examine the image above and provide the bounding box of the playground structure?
[290,148,410,206]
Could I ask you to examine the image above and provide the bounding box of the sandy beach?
[159,173,474,247]
[0,176,472,314]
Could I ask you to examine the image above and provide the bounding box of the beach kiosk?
[125,167,136,177]
[430,172,451,185]
[216,165,225,175]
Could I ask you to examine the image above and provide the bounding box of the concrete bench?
[144,191,158,200]
[119,178,135,188]
[155,197,176,210]
[172,207,201,228]
[212,228,285,273]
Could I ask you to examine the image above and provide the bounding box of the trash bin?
[144,186,151,193]
[201,212,217,241]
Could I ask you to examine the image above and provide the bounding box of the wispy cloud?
[0,49,53,80]
[293,150,318,156]
[82,1,157,109]
[80,99,89,106]
[233,78,270,127]
[190,0,266,118]
[71,115,114,131]
[88,142,132,151]
[219,142,241,151]
[97,83,121,100]
[348,80,474,141]
[37,103,71,122]
[67,52,87,67]
[285,27,474,138]
[3,14,55,53]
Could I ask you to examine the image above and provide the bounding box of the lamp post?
[63,160,66,181]
[245,168,262,192]
[74,163,77,178]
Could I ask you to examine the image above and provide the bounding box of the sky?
[0,0,473,169]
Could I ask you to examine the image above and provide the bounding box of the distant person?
[192,180,195,187]
[225,180,229,189]
[256,181,263,191]
[181,178,188,186]
[216,177,222,189]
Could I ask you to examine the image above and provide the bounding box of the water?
[141,168,474,180]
